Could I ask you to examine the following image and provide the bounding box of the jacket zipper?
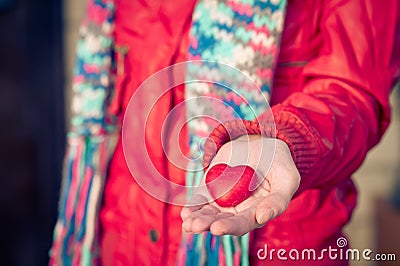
[114,44,129,76]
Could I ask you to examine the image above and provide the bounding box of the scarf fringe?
[50,133,118,266]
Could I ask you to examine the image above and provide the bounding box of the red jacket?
[100,0,400,265]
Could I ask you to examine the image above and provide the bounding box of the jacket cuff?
[202,105,321,178]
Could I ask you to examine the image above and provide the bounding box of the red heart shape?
[205,163,258,207]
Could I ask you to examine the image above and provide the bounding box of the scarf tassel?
[49,134,117,266]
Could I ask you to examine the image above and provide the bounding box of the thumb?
[255,192,290,224]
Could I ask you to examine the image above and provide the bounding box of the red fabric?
[100,1,196,265]
[100,0,400,265]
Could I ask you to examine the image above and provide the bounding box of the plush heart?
[205,163,258,207]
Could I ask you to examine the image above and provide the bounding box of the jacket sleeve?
[203,0,400,194]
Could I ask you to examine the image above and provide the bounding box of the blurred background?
[0,0,64,265]
[0,0,399,265]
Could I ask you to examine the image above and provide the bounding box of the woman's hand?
[181,136,300,236]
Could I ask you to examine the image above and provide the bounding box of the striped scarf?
[49,0,287,265]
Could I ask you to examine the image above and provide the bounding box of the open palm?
[181,136,300,236]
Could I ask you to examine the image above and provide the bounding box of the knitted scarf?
[49,0,287,265]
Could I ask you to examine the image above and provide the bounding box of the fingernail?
[257,209,272,224]
[182,218,192,233]
[181,208,190,219]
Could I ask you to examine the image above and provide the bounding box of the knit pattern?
[49,0,117,265]
[184,0,287,265]
[70,0,117,136]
